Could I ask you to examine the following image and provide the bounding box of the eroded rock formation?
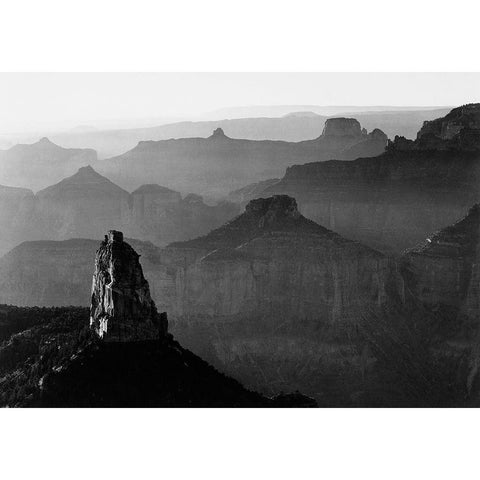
[158,195,403,322]
[97,123,387,197]
[258,106,480,253]
[0,165,239,255]
[322,118,363,137]
[387,103,480,152]
[89,230,167,341]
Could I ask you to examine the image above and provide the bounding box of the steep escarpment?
[0,241,298,407]
[46,107,448,158]
[403,204,480,322]
[160,195,402,322]
[0,137,96,191]
[0,166,239,255]
[416,103,480,148]
[0,196,402,319]
[97,122,387,196]
[89,230,168,341]
[258,106,480,253]
[0,237,163,307]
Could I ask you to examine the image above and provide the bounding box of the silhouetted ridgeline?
[96,120,387,196]
[0,165,239,256]
[43,107,449,158]
[233,104,480,252]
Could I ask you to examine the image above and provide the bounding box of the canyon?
[231,104,480,253]
[0,234,306,407]
[28,107,448,158]
[96,119,387,196]
[0,165,238,256]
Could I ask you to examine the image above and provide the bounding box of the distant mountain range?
[232,104,480,252]
[0,137,96,191]
[95,119,388,196]
[0,165,238,256]
[0,107,450,159]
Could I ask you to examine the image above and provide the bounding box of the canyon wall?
[155,195,403,322]
[98,121,387,197]
[403,204,480,322]
[263,150,480,253]
[0,165,239,256]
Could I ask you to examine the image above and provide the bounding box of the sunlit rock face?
[90,230,168,342]
[157,196,403,323]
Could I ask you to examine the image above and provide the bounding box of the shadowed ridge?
[167,195,342,251]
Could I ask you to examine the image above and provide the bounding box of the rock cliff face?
[0,166,239,255]
[0,137,96,191]
[385,104,480,152]
[0,196,403,321]
[0,238,164,307]
[158,195,402,322]
[255,106,480,253]
[417,103,480,146]
[89,230,167,342]
[322,118,363,137]
[403,204,480,321]
[98,123,387,197]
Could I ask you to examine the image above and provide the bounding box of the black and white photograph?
[2,1,479,478]
[2,73,480,408]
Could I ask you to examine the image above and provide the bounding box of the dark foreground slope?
[0,305,315,407]
[34,339,272,408]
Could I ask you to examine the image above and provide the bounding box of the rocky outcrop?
[322,118,363,137]
[158,195,403,322]
[0,137,96,191]
[0,238,164,307]
[89,230,168,342]
[387,104,480,152]
[257,106,480,253]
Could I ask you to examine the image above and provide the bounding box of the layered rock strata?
[89,230,168,341]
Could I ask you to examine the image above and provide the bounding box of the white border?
[2,1,480,479]
[1,0,480,71]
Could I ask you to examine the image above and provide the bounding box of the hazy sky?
[1,73,479,133]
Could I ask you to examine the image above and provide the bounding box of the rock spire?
[89,230,168,342]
